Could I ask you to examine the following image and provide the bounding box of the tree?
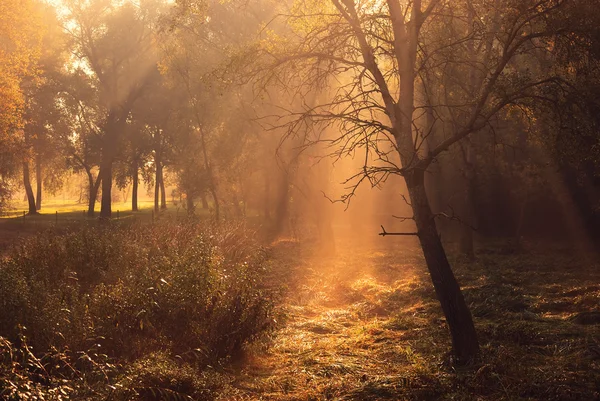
[59,70,104,216]
[248,0,574,363]
[162,0,280,221]
[0,0,43,212]
[21,4,69,212]
[65,0,162,218]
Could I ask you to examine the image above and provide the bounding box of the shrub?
[0,221,275,393]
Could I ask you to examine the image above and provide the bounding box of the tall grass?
[0,221,275,399]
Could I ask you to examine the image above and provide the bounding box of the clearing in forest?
[219,234,600,401]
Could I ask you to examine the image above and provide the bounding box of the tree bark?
[160,168,167,210]
[394,0,479,363]
[334,0,480,363]
[23,161,37,215]
[209,186,220,220]
[35,154,42,211]
[186,193,195,215]
[406,171,479,364]
[99,160,112,218]
[154,160,160,215]
[458,6,478,259]
[132,160,139,212]
[99,111,124,219]
[87,171,101,217]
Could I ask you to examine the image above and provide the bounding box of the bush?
[0,221,275,398]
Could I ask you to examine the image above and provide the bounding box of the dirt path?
[218,237,448,400]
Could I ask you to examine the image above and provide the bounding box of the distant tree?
[0,0,42,212]
[21,4,69,212]
[59,70,104,216]
[162,0,279,221]
[64,0,164,218]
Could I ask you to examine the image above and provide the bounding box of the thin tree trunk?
[23,161,37,215]
[422,87,449,241]
[209,187,219,220]
[87,171,101,217]
[160,168,167,210]
[132,160,139,212]
[406,172,479,364]
[458,6,478,259]
[100,111,122,219]
[99,160,112,218]
[35,154,42,211]
[154,161,160,215]
[335,0,480,363]
[187,82,219,221]
[186,194,195,215]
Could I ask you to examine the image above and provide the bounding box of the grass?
[0,221,275,400]
[216,234,600,400]
[0,216,598,400]
[0,199,211,252]
[0,199,206,221]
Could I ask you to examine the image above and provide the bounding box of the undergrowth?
[0,221,275,400]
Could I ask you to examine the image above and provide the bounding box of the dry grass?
[217,235,600,401]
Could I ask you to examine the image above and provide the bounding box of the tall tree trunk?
[100,111,123,219]
[154,162,160,215]
[160,168,167,210]
[23,161,37,215]
[186,194,195,215]
[154,154,162,215]
[406,171,479,364]
[395,1,478,363]
[35,154,42,211]
[99,161,112,218]
[209,187,220,220]
[458,5,478,259]
[197,124,219,221]
[335,0,480,363]
[422,85,447,238]
[87,171,101,217]
[132,160,139,212]
[189,89,219,221]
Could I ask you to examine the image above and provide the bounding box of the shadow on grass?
[221,237,600,400]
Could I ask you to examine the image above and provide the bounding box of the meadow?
[1,215,599,400]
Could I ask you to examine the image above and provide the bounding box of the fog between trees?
[2,0,600,385]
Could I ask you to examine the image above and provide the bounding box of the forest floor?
[217,233,600,400]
